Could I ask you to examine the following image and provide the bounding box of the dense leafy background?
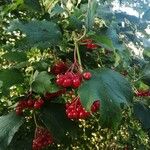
[0,0,150,149]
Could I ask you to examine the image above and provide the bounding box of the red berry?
[32,127,53,150]
[34,99,44,109]
[62,78,72,87]
[27,99,35,107]
[65,72,74,78]
[79,111,85,119]
[72,78,81,88]
[83,72,92,80]
[86,43,97,49]
[51,61,68,75]
[16,107,23,115]
[91,100,100,112]
[56,75,65,86]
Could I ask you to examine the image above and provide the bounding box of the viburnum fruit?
[83,72,92,80]
[91,100,100,113]
[135,90,150,97]
[81,39,98,49]
[66,97,100,119]
[56,72,82,88]
[15,99,35,115]
[51,61,68,75]
[32,127,53,150]
[16,98,45,115]
[44,88,66,100]
[34,99,44,109]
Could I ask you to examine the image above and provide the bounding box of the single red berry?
[79,111,85,119]
[62,78,72,87]
[83,72,92,80]
[27,99,35,107]
[86,43,97,49]
[91,100,100,112]
[56,75,65,86]
[72,78,81,88]
[34,99,44,109]
[16,107,23,115]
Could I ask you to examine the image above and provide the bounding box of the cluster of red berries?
[135,90,150,97]
[66,98,100,119]
[51,61,68,75]
[56,72,82,88]
[82,39,98,49]
[32,127,53,150]
[44,88,66,100]
[15,99,44,115]
[56,71,92,88]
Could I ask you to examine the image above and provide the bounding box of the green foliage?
[40,103,78,142]
[141,63,150,86]
[0,0,150,149]
[32,71,58,94]
[134,102,150,130]
[78,68,133,128]
[23,0,42,12]
[7,20,62,50]
[86,0,98,31]
[0,69,24,93]
[92,34,114,50]
[2,51,27,62]
[0,112,24,150]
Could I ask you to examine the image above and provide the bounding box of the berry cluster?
[15,99,44,115]
[82,39,98,49]
[44,88,66,100]
[32,127,53,150]
[66,98,100,119]
[51,61,68,75]
[56,72,82,88]
[56,71,92,89]
[135,90,150,97]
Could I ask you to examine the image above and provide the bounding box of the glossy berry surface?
[66,98,100,120]
[15,99,35,115]
[56,72,82,88]
[34,99,44,109]
[32,127,53,150]
[83,72,92,80]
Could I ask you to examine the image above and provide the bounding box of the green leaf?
[0,112,24,149]
[8,124,34,150]
[39,103,78,143]
[0,81,3,88]
[13,61,29,69]
[2,51,27,62]
[50,4,64,17]
[134,102,150,130]
[68,9,83,30]
[32,71,55,94]
[78,68,133,128]
[86,0,98,31]
[143,48,150,61]
[92,34,114,50]
[7,19,62,50]
[0,69,24,90]
[141,63,150,86]
[23,0,42,12]
[33,61,49,71]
